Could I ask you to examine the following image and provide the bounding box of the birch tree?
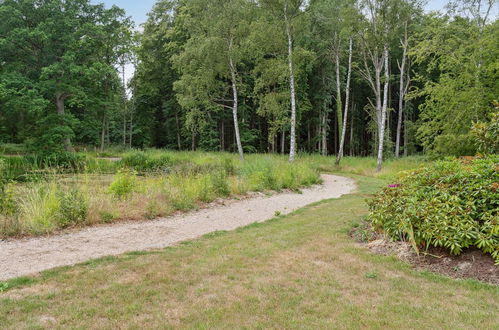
[261,0,305,161]
[173,0,254,160]
[358,0,396,171]
[335,37,353,164]
[395,22,409,158]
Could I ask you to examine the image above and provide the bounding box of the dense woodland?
[0,0,498,169]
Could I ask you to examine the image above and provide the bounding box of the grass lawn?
[1,174,497,329]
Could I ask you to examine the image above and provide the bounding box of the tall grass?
[0,151,425,237]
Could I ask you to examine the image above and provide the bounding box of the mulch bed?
[351,224,499,285]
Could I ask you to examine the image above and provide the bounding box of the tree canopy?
[1,0,497,165]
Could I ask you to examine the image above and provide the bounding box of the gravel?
[0,174,355,281]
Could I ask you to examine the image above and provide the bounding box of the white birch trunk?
[285,5,297,162]
[334,33,343,155]
[321,109,327,156]
[336,37,353,165]
[376,44,390,172]
[229,53,244,161]
[395,25,408,158]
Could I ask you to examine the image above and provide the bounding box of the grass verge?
[0,174,497,328]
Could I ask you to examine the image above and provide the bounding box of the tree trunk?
[404,102,408,157]
[55,93,72,152]
[395,26,408,158]
[122,63,127,146]
[175,110,181,150]
[350,103,355,156]
[123,112,127,146]
[321,110,327,156]
[220,120,225,151]
[334,33,343,156]
[307,121,311,151]
[336,37,353,165]
[129,109,133,148]
[285,6,297,162]
[100,115,106,152]
[106,117,110,147]
[281,129,286,154]
[376,44,390,172]
[229,52,244,161]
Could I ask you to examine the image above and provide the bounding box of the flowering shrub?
[367,156,499,263]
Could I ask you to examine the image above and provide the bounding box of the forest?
[0,0,497,170]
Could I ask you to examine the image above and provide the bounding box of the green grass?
[1,174,497,328]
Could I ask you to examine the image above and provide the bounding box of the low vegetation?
[0,149,426,237]
[1,175,497,328]
[0,151,324,237]
[368,156,499,263]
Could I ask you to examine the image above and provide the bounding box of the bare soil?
[352,225,498,285]
[0,174,356,281]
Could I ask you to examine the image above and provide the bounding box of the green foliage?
[210,170,231,197]
[0,144,26,155]
[0,0,133,152]
[108,169,139,199]
[412,16,498,155]
[471,109,499,155]
[119,151,174,173]
[57,189,88,228]
[0,160,16,215]
[30,113,76,157]
[368,157,499,262]
[432,134,476,157]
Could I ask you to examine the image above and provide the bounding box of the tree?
[173,0,255,159]
[0,0,133,153]
[260,0,305,161]
[357,0,402,171]
[411,6,498,155]
[336,37,353,164]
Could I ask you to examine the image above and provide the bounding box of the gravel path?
[0,174,355,281]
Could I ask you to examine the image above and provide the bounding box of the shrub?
[367,156,499,263]
[210,170,230,197]
[108,169,138,199]
[119,151,173,173]
[0,183,17,216]
[0,143,26,155]
[471,109,499,154]
[57,189,88,228]
[432,134,477,157]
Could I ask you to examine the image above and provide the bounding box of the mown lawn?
[0,174,497,329]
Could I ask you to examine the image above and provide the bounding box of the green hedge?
[367,156,499,263]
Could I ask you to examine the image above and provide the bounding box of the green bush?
[471,110,499,154]
[108,169,139,199]
[367,156,499,263]
[0,143,26,155]
[0,160,16,215]
[119,151,173,173]
[57,189,88,228]
[210,170,230,197]
[432,134,477,157]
